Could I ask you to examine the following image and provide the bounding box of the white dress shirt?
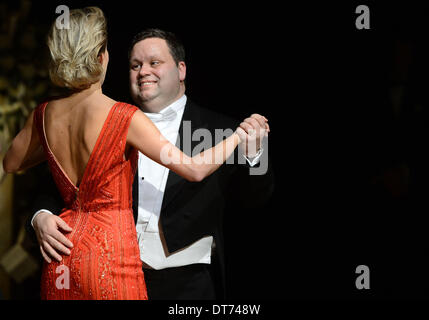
[136,94,216,269]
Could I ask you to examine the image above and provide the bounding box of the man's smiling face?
[129,37,186,111]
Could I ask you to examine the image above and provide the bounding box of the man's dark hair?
[128,28,186,65]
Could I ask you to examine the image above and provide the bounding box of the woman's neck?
[63,82,104,104]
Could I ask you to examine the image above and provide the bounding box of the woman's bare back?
[44,93,117,187]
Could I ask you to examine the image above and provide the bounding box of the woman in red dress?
[2,7,268,299]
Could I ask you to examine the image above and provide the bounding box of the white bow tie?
[145,108,178,123]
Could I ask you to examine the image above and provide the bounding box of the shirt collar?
[144,95,187,123]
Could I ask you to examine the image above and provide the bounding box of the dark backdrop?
[4,0,429,299]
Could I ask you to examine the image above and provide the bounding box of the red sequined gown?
[34,101,147,300]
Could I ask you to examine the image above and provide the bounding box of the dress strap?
[86,102,139,165]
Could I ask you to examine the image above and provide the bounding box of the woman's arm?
[3,110,45,173]
[127,110,248,182]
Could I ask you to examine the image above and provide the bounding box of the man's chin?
[137,93,160,105]
[139,87,158,99]
[141,94,156,102]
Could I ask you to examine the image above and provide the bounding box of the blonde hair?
[47,7,107,91]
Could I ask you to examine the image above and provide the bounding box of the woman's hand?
[236,114,270,157]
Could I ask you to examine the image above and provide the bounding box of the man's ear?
[178,61,186,82]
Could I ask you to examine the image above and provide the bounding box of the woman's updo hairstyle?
[47,7,107,91]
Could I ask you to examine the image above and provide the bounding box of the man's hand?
[237,114,270,157]
[33,211,73,263]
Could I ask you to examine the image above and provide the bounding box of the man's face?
[129,38,186,110]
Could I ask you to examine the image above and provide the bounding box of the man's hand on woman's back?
[33,211,74,263]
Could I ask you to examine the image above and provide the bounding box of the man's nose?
[138,64,151,77]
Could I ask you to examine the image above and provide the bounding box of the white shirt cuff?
[31,209,54,228]
[243,147,264,167]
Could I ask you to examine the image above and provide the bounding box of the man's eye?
[151,61,160,66]
[131,64,140,70]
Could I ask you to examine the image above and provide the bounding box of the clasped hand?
[236,114,270,158]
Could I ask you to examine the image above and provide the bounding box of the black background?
[5,0,429,300]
